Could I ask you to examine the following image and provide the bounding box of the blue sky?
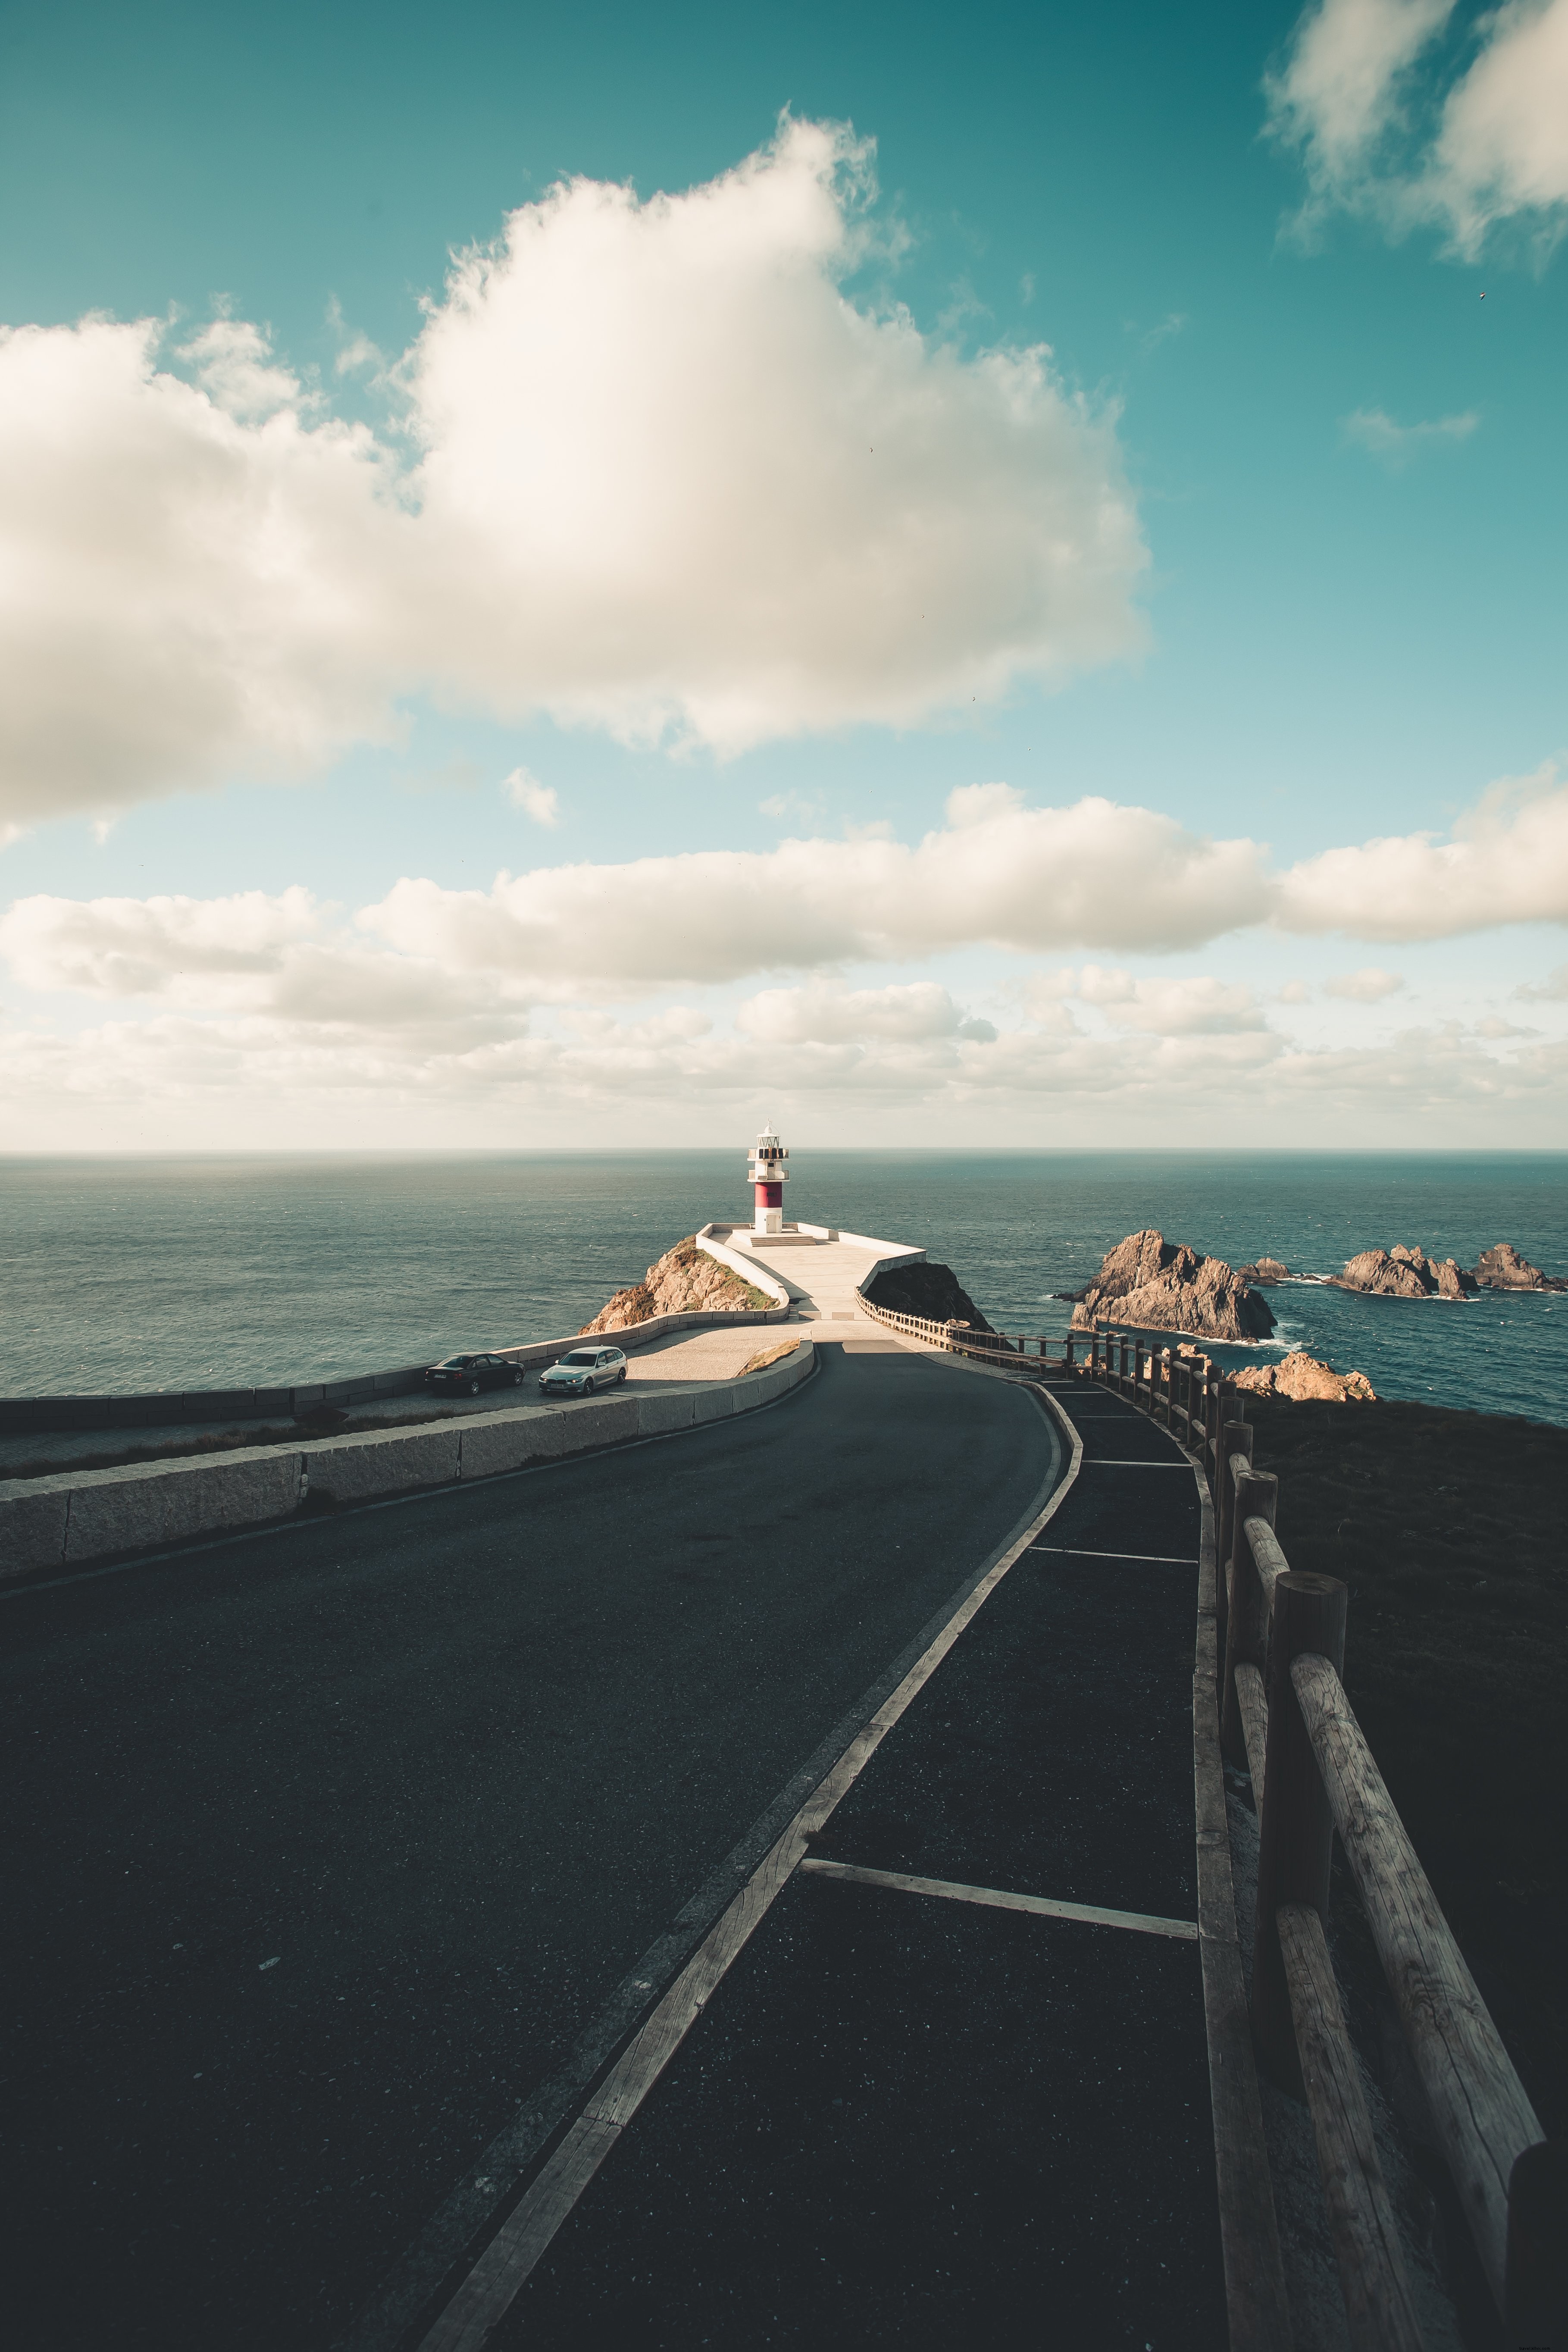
[1,0,1565,1146]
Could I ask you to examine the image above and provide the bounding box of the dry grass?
[1246,1396,1568,2136]
[737,1340,801,1377]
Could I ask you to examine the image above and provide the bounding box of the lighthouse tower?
[747,1122,789,1237]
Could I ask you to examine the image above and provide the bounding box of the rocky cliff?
[862,1261,994,1332]
[1068,1229,1275,1344]
[580,1238,775,1334]
[1232,1352,1377,1404]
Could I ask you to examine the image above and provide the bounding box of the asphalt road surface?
[3,1341,1057,2351]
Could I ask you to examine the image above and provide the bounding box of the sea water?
[1,1152,1563,1424]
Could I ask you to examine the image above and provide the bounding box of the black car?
[423,1352,526,1397]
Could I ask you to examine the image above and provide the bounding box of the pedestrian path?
[721,1226,910,1327]
[435,1381,1229,2349]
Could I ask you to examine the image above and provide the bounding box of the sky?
[1,0,1565,1149]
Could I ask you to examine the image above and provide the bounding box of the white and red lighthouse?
[746,1123,789,1236]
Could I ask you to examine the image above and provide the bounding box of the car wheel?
[468,1379,480,1395]
[512,1369,523,1385]
[585,1376,597,1395]
[618,1366,627,1383]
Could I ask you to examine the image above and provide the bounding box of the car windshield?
[559,1350,599,1366]
[435,1355,473,1369]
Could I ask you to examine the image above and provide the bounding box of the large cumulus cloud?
[0,118,1147,827]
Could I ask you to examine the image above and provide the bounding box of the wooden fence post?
[1252,1568,1349,2084]
[1220,1465,1276,1761]
[1215,1416,1250,1614]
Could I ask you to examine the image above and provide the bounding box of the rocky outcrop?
[1474,1243,1565,1291]
[1331,1245,1477,1300]
[581,1238,774,1334]
[1068,1230,1275,1344]
[1232,1352,1377,1404]
[1236,1257,1289,1285]
[862,1261,994,1333]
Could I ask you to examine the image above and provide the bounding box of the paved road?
[3,1341,1056,2352]
[482,1380,1224,2352]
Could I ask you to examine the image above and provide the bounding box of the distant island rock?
[1326,1240,1563,1299]
[1236,1257,1289,1285]
[1233,1351,1377,1404]
[1067,1229,1276,1344]
[1474,1243,1566,1292]
[1330,1245,1476,1301]
[581,1238,775,1334]
[863,1261,994,1331]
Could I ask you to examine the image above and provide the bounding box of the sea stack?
[1069,1229,1275,1344]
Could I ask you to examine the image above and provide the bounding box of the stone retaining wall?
[0,1342,815,1583]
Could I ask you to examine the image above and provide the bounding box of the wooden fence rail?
[1095,1340,1559,2346]
[852,1280,1563,2344]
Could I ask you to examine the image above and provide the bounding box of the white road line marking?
[1029,1544,1197,1565]
[412,1389,1084,2352]
[796,1857,1198,1941]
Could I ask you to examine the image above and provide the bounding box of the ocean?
[2,1151,1564,1425]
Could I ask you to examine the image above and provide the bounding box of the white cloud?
[1341,406,1479,464]
[1267,0,1456,201]
[1430,0,1568,252]
[362,788,1273,982]
[1268,0,1568,254]
[1037,964,1269,1034]
[736,980,969,1043]
[505,767,561,826]
[0,117,1147,829]
[6,769,1566,1049]
[1274,764,1568,938]
[1276,978,1314,1002]
[0,316,409,829]
[1324,965,1405,998]
[1515,962,1568,999]
[0,887,325,996]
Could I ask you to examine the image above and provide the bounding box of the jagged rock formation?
[1236,1257,1289,1285]
[1330,1246,1476,1300]
[581,1238,774,1334]
[1232,1351,1377,1404]
[1474,1243,1565,1291]
[1068,1230,1275,1344]
[862,1261,994,1333]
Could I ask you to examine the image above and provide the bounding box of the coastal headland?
[3,1184,1562,2352]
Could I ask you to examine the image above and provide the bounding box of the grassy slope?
[1245,1397,1568,2137]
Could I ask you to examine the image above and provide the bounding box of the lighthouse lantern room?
[747,1124,789,1236]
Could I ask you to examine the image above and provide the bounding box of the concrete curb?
[0,1343,815,1585]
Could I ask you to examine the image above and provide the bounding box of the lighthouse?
[747,1122,789,1236]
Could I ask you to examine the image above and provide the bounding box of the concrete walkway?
[425,1379,1228,2350]
[715,1227,904,1328]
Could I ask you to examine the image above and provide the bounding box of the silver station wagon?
[539,1346,629,1397]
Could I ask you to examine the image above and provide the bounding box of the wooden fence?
[854,1289,1562,2344]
